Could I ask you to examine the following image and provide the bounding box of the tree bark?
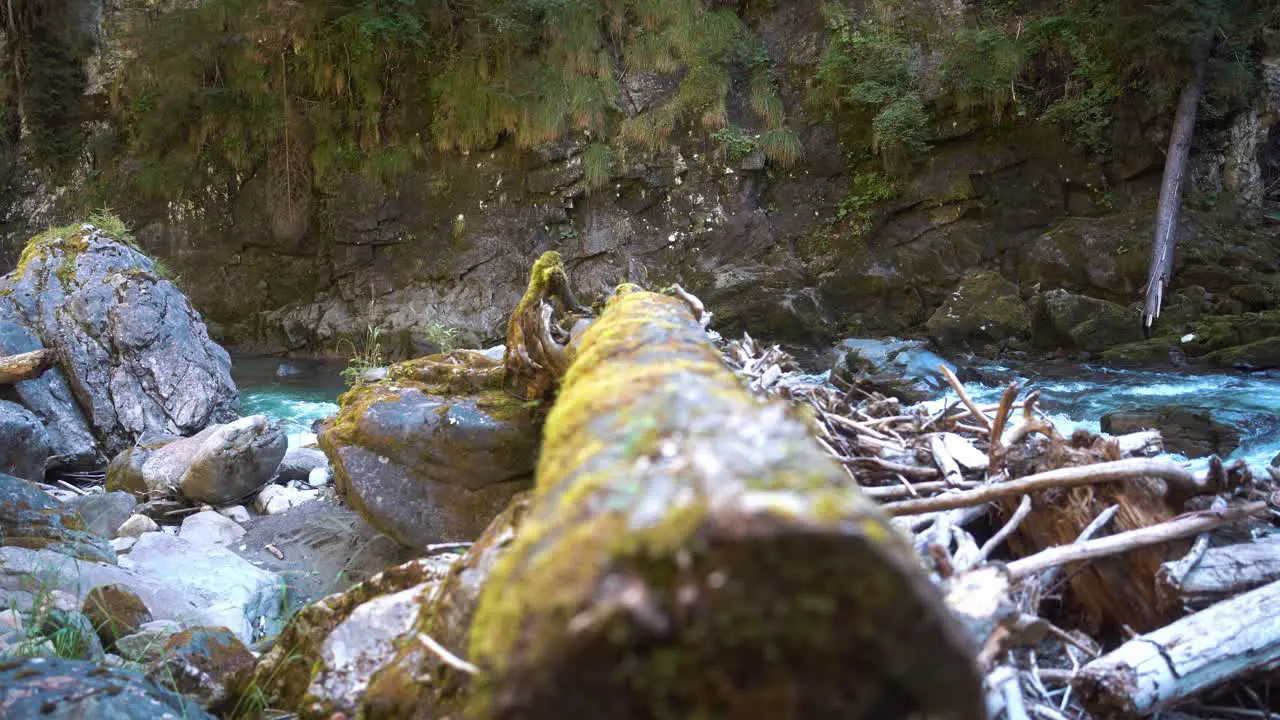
[468,287,984,720]
[1075,577,1280,718]
[1143,39,1212,335]
[0,348,54,384]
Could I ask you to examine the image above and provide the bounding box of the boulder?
[925,271,1031,350]
[277,446,329,482]
[0,300,102,469]
[0,225,239,458]
[146,626,256,712]
[0,473,116,563]
[829,337,955,403]
[319,371,538,550]
[82,584,153,649]
[1031,289,1142,353]
[249,555,458,711]
[0,399,51,481]
[0,533,284,644]
[64,492,137,539]
[1206,336,1280,370]
[0,656,216,720]
[106,416,286,504]
[301,581,436,718]
[1100,407,1272,459]
[179,510,247,547]
[179,416,288,504]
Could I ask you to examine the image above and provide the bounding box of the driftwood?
[466,287,983,720]
[502,250,587,400]
[0,348,55,384]
[1075,577,1280,718]
[1156,532,1280,611]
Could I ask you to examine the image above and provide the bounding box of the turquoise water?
[232,358,347,447]
[230,354,1278,470]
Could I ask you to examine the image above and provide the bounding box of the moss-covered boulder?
[0,473,116,563]
[1205,336,1280,370]
[0,224,239,459]
[248,556,458,713]
[360,492,532,718]
[145,626,256,713]
[0,656,216,720]
[926,271,1031,350]
[1031,289,1142,353]
[82,584,153,650]
[1098,336,1184,366]
[461,288,982,720]
[319,351,538,550]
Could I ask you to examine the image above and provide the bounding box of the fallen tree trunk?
[1074,577,1280,718]
[467,286,984,720]
[1142,38,1212,333]
[0,349,55,384]
[1156,533,1280,611]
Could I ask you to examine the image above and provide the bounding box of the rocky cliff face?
[1,1,1277,360]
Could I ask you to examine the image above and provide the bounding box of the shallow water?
[230,354,1279,469]
[231,357,347,447]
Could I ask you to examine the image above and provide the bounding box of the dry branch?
[1156,533,1280,610]
[0,348,55,384]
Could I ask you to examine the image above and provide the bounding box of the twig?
[1005,501,1267,580]
[930,434,965,487]
[972,495,1032,567]
[418,633,478,675]
[56,479,89,497]
[989,382,1021,472]
[844,456,941,479]
[863,479,981,499]
[1036,504,1120,592]
[882,458,1204,517]
[939,364,992,432]
[425,542,473,554]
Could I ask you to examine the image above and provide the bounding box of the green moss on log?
[465,288,983,719]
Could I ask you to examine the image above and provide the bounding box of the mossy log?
[0,349,55,384]
[467,287,983,720]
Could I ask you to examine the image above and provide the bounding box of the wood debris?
[720,333,1280,720]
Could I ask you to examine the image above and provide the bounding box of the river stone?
[277,446,329,482]
[180,510,247,547]
[82,584,153,650]
[0,535,283,644]
[116,515,158,538]
[146,626,256,712]
[255,484,319,515]
[115,619,183,663]
[1206,335,1280,370]
[0,473,116,564]
[0,299,103,469]
[1031,289,1142,353]
[0,225,240,458]
[0,399,51,481]
[319,380,537,549]
[926,271,1032,350]
[249,555,457,711]
[178,416,288,504]
[64,492,137,539]
[0,656,216,720]
[1100,407,1271,459]
[301,582,436,718]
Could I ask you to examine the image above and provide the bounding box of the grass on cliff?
[114,0,803,200]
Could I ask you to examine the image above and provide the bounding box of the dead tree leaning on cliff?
[1142,38,1212,336]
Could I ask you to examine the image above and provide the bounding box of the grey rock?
[115,619,183,663]
[307,466,332,487]
[0,656,215,720]
[0,399,50,481]
[110,537,136,553]
[0,472,116,563]
[276,446,328,482]
[829,337,956,404]
[0,533,284,643]
[217,505,251,523]
[1032,289,1142,353]
[304,582,435,717]
[254,484,319,515]
[65,491,137,539]
[0,226,239,459]
[1101,406,1277,459]
[0,300,102,469]
[177,416,288,504]
[179,510,246,547]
